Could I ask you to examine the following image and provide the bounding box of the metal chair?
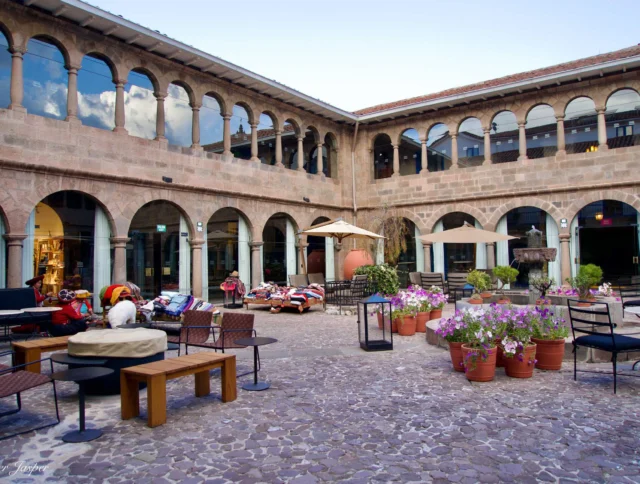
[567,299,640,393]
[447,272,471,301]
[288,274,309,287]
[619,282,640,314]
[307,273,325,286]
[421,273,446,293]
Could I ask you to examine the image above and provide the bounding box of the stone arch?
[123,195,194,238]
[260,110,280,132]
[25,33,71,66]
[426,121,451,139]
[202,90,227,116]
[426,204,489,233]
[524,102,555,120]
[283,117,302,136]
[305,125,321,144]
[168,79,196,105]
[486,197,563,232]
[231,100,255,125]
[0,21,14,50]
[605,86,640,106]
[206,205,254,236]
[371,132,392,150]
[325,131,339,150]
[124,66,160,93]
[82,51,119,82]
[456,116,482,134]
[563,94,595,115]
[565,190,640,233]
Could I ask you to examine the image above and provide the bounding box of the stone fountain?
[513,226,557,288]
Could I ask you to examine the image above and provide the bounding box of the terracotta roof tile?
[354,45,640,116]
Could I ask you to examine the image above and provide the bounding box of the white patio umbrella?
[419,221,517,244]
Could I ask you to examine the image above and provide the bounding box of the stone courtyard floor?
[1,304,639,483]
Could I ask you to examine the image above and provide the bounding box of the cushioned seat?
[622,299,640,307]
[575,334,640,352]
[0,371,51,399]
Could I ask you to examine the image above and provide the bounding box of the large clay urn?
[343,249,374,280]
[306,249,325,274]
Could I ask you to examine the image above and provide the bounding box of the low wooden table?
[120,353,237,427]
[12,336,70,373]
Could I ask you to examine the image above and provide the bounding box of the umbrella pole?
[298,241,307,274]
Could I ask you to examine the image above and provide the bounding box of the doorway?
[579,226,638,280]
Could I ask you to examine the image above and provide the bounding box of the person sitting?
[107,290,137,328]
[50,289,89,337]
[26,275,53,307]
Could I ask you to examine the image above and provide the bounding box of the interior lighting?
[595,212,604,221]
[586,145,598,153]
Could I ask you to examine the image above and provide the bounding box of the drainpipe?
[351,121,360,249]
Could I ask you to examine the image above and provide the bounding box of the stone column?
[111,236,129,285]
[317,143,324,175]
[334,242,343,281]
[392,144,400,177]
[296,136,304,171]
[65,65,79,122]
[222,114,232,155]
[154,92,167,140]
[483,128,491,164]
[299,242,309,274]
[420,138,427,174]
[9,48,26,112]
[250,123,259,161]
[597,108,608,149]
[556,115,566,154]
[275,130,283,166]
[559,234,571,286]
[190,103,201,149]
[450,134,458,169]
[423,243,432,272]
[3,234,26,288]
[518,123,527,160]
[486,242,496,270]
[190,239,204,298]
[250,241,263,289]
[113,80,127,133]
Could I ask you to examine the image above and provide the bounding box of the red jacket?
[52,303,84,325]
[34,288,46,306]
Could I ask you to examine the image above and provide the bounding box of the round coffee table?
[116,323,151,329]
[235,337,277,391]
[51,367,114,442]
[51,353,107,367]
[21,307,62,313]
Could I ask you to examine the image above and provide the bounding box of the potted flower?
[409,285,431,333]
[500,307,537,378]
[530,276,554,306]
[492,266,519,304]
[467,270,491,303]
[435,309,471,372]
[460,309,498,382]
[531,307,569,370]
[428,286,448,320]
[598,282,613,298]
[566,263,603,306]
[396,290,419,336]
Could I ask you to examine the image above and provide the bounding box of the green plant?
[529,276,554,298]
[467,270,491,298]
[492,266,519,293]
[532,307,569,340]
[354,264,400,296]
[566,264,603,299]
[357,205,409,267]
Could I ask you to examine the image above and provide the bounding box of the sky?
[49,0,640,111]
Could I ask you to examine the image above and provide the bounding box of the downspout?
[350,120,360,249]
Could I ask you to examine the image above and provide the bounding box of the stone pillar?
[450,134,458,169]
[518,123,527,160]
[250,241,263,289]
[597,108,608,149]
[420,138,427,174]
[111,237,129,285]
[556,115,566,154]
[250,123,259,161]
[190,103,201,149]
[486,242,496,270]
[297,136,304,171]
[9,48,26,112]
[299,242,309,274]
[275,130,283,166]
[3,234,26,288]
[222,114,232,155]
[483,128,491,164]
[423,243,432,272]
[154,92,167,140]
[317,143,324,175]
[334,242,343,281]
[65,65,79,122]
[392,144,400,177]
[114,80,127,133]
[190,239,204,298]
[559,234,571,286]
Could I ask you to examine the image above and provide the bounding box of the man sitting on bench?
[49,289,89,337]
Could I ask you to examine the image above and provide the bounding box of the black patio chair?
[421,273,446,293]
[567,299,640,393]
[619,282,640,313]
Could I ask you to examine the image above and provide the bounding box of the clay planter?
[531,338,564,370]
[495,338,504,368]
[430,309,443,320]
[398,315,417,336]
[468,296,484,305]
[391,317,400,333]
[480,292,493,299]
[377,311,383,329]
[448,341,465,372]
[576,301,592,307]
[535,298,550,306]
[504,344,537,378]
[461,345,497,382]
[497,297,511,305]
[416,312,429,333]
[343,249,374,280]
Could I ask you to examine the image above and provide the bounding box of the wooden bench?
[12,336,70,373]
[120,353,237,428]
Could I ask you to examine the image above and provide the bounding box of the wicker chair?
[166,310,214,356]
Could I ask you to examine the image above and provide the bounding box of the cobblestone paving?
[1,305,639,483]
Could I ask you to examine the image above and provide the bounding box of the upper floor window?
[616,125,633,137]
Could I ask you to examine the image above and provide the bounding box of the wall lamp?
[595,212,604,221]
[303,197,310,203]
[162,176,173,183]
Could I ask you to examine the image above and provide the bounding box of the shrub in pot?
[354,264,400,297]
[467,270,492,303]
[531,306,569,370]
[530,276,554,305]
[492,266,519,303]
[566,264,603,305]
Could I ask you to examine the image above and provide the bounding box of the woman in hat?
[25,275,53,307]
[50,289,88,336]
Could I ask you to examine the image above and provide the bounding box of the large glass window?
[257,113,276,165]
[230,104,251,160]
[263,214,296,285]
[426,123,450,172]
[324,133,337,178]
[373,134,393,179]
[605,89,640,149]
[77,54,115,130]
[0,31,12,109]
[201,93,224,153]
[490,111,519,164]
[206,208,241,301]
[565,97,598,154]
[458,118,484,167]
[399,128,421,175]
[24,37,67,120]
[526,104,557,159]
[125,69,156,140]
[165,82,192,147]
[505,207,548,288]
[282,120,298,169]
[303,128,317,174]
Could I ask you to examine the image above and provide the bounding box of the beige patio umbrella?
[299,218,384,277]
[419,221,517,244]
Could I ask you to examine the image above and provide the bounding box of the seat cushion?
[575,334,640,352]
[0,371,50,398]
[623,299,640,307]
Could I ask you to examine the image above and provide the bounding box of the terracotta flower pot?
[497,297,510,305]
[461,345,497,382]
[535,298,550,306]
[480,291,493,299]
[416,312,429,333]
[392,317,400,333]
[504,344,537,378]
[531,337,564,370]
[495,338,504,368]
[577,301,592,307]
[448,341,465,372]
[430,309,443,320]
[377,311,383,329]
[398,315,417,336]
[468,297,483,305]
[343,249,374,280]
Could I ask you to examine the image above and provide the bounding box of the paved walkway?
[0,305,639,483]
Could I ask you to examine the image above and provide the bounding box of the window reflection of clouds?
[23,38,67,120]
[427,123,448,148]
[231,104,251,134]
[77,55,115,130]
[258,113,275,165]
[165,83,192,147]
[0,32,10,108]
[459,118,482,137]
[565,97,596,119]
[201,95,224,148]
[125,70,156,139]
[606,89,640,112]
[526,104,555,129]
